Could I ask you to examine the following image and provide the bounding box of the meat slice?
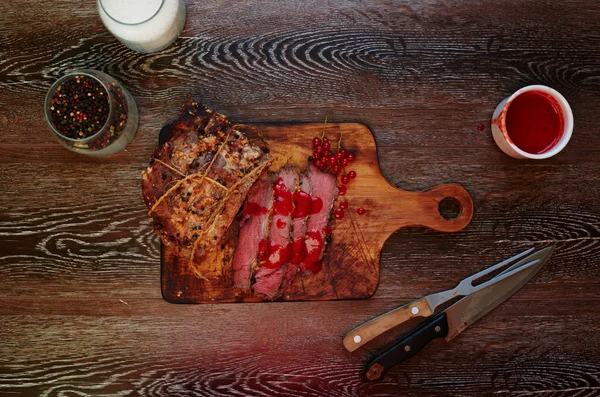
[232,176,274,291]
[252,166,300,299]
[279,173,312,292]
[141,99,271,277]
[300,164,338,274]
[291,173,312,264]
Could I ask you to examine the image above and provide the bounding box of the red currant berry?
[323,142,331,151]
[347,153,355,162]
[313,151,321,159]
[339,148,346,156]
[336,151,344,160]
[314,159,322,167]
[313,137,321,147]
[323,138,330,144]
[339,200,348,209]
[348,171,356,179]
[332,164,342,174]
[329,156,337,165]
[315,146,323,154]
[338,185,347,195]
[334,208,344,219]
[341,158,349,167]
[357,207,366,215]
[341,175,350,184]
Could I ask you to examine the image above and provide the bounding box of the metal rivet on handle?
[411,306,419,315]
[353,335,362,343]
[435,326,441,332]
[404,345,411,352]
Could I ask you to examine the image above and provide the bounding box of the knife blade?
[344,247,541,352]
[363,246,553,381]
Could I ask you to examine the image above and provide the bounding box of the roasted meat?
[142,99,271,275]
[252,166,300,299]
[300,164,338,274]
[232,175,275,290]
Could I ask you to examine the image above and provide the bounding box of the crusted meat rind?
[141,99,271,275]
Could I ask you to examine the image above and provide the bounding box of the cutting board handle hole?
[438,197,462,220]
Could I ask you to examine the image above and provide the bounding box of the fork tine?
[469,259,540,292]
[461,247,535,286]
[497,246,555,278]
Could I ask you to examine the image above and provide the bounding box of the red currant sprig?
[309,131,355,175]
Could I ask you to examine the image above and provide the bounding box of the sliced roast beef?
[279,173,313,292]
[300,164,338,274]
[252,166,300,299]
[232,176,274,291]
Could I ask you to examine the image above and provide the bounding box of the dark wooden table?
[2,1,600,395]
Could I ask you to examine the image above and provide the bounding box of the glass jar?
[98,0,186,53]
[44,70,139,156]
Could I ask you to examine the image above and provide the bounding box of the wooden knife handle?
[363,312,449,382]
[343,297,433,352]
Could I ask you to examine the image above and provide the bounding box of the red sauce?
[505,91,563,154]
[244,202,267,216]
[273,178,294,216]
[276,218,287,229]
[291,239,305,264]
[292,191,324,218]
[264,242,292,269]
[304,260,323,274]
[292,190,312,218]
[257,239,270,262]
[310,197,323,214]
[303,230,324,267]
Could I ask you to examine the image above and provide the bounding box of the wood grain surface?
[2,0,600,395]
[163,122,472,303]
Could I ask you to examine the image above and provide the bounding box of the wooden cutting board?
[161,123,473,303]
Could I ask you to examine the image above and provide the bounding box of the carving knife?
[363,246,554,381]
[344,247,550,352]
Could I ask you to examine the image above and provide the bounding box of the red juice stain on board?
[505,91,563,154]
[273,178,294,216]
[244,202,267,216]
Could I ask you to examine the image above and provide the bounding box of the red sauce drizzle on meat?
[304,260,323,274]
[273,178,294,216]
[292,191,311,218]
[276,218,287,229]
[244,202,268,216]
[264,243,292,268]
[303,230,324,271]
[311,197,323,214]
[292,191,323,218]
[291,239,305,264]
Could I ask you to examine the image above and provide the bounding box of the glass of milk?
[98,0,186,53]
